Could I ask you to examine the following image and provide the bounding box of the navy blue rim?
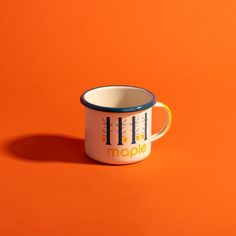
[80,85,156,113]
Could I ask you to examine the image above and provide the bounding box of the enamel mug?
[80,85,172,165]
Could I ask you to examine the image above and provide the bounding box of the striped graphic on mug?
[102,113,148,145]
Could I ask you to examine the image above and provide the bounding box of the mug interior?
[82,86,154,108]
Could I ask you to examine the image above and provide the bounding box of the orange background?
[1,0,236,235]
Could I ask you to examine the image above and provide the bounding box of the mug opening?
[80,85,156,113]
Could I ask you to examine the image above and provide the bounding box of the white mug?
[80,85,172,164]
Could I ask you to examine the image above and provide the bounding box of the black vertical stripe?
[131,116,136,144]
[144,113,147,140]
[106,117,111,145]
[118,117,123,145]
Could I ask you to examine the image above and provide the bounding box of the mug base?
[86,152,151,165]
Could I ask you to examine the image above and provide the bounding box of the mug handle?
[151,102,172,142]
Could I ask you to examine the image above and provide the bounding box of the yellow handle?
[151,102,172,142]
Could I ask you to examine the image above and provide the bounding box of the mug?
[80,85,172,164]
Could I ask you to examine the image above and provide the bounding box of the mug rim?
[80,85,156,113]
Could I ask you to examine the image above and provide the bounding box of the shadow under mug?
[80,85,172,165]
